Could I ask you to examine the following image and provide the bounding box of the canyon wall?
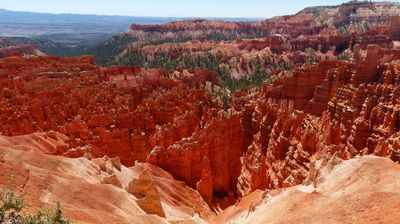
[1,1,400,214]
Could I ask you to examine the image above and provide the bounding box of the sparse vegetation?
[183,52,222,71]
[120,50,275,93]
[0,177,71,224]
[118,51,180,70]
[337,51,352,61]
[145,36,192,45]
[91,35,139,65]
[305,48,317,64]
[338,27,350,36]
[221,72,272,93]
[356,22,371,34]
[278,56,292,71]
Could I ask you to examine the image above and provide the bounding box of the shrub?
[0,178,71,224]
[338,27,350,36]
[305,48,317,64]
[221,72,272,93]
[23,202,70,224]
[337,51,352,61]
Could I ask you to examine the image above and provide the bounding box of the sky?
[0,0,398,18]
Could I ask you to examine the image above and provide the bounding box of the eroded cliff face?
[0,55,247,208]
[214,156,400,224]
[2,45,399,210]
[236,45,400,196]
[114,2,400,82]
[0,133,214,223]
[0,37,50,58]
[147,109,245,207]
[0,56,222,166]
[128,2,400,39]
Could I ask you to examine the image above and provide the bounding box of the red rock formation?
[131,19,254,33]
[264,60,348,112]
[0,37,45,58]
[0,56,219,166]
[216,156,400,224]
[235,46,400,197]
[118,4,400,82]
[147,109,245,208]
[2,2,400,218]
[0,44,38,58]
[127,171,166,217]
[2,44,400,211]
[0,133,214,223]
[388,16,400,40]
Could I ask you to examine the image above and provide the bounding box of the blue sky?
[0,0,398,18]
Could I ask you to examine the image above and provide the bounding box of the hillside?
[84,1,400,92]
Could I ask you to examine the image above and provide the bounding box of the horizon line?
[0,8,267,20]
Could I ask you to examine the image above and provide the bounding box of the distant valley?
[0,9,260,45]
[0,9,262,58]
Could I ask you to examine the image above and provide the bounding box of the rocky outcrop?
[102,174,123,188]
[215,156,400,224]
[131,19,257,33]
[127,171,166,217]
[0,133,215,223]
[235,46,400,197]
[264,61,348,112]
[2,44,400,211]
[0,44,39,58]
[0,56,223,166]
[237,101,318,196]
[321,56,400,161]
[116,2,400,81]
[0,55,247,208]
[0,37,51,58]
[147,109,245,208]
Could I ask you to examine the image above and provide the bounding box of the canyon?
[1,1,400,223]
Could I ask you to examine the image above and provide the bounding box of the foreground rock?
[127,171,166,218]
[0,132,213,223]
[2,133,398,223]
[214,156,400,224]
